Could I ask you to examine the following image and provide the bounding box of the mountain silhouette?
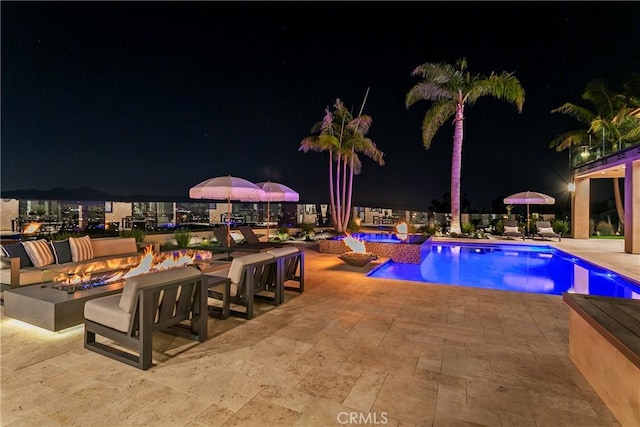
[0,187,188,202]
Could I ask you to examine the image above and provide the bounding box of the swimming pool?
[331,232,429,244]
[367,241,640,298]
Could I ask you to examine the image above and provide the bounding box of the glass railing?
[570,139,640,169]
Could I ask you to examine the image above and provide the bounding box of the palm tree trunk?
[343,154,355,228]
[450,101,464,235]
[341,157,348,225]
[613,177,624,229]
[335,153,344,232]
[328,150,339,231]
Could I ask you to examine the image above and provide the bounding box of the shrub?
[302,223,315,234]
[50,231,80,241]
[419,223,438,235]
[461,222,475,234]
[277,226,290,241]
[596,221,614,236]
[120,228,146,243]
[173,228,192,248]
[553,219,570,236]
[494,220,504,235]
[347,219,360,232]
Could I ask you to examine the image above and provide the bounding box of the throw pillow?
[22,239,55,268]
[1,243,34,269]
[69,235,94,262]
[504,226,519,233]
[50,240,73,264]
[539,227,555,234]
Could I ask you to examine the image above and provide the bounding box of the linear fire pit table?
[3,281,126,332]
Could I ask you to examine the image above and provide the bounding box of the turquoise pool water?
[367,241,640,298]
[331,232,429,244]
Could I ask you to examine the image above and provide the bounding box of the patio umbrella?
[189,175,266,247]
[503,191,555,234]
[255,181,300,240]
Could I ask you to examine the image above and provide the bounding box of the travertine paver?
[2,238,636,426]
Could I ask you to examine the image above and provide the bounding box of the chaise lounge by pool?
[367,241,640,298]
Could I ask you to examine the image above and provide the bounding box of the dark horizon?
[2,2,638,212]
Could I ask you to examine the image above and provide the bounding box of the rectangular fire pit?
[4,281,126,332]
[3,249,222,332]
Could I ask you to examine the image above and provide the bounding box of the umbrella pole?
[227,198,231,248]
[526,204,530,237]
[266,200,271,242]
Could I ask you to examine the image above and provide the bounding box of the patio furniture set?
[1,233,305,370]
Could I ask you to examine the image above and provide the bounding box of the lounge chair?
[212,227,275,253]
[238,226,283,249]
[535,221,562,241]
[503,220,524,240]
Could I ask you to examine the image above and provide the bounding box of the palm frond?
[421,101,456,149]
[548,130,589,151]
[551,103,595,124]
[348,115,372,135]
[466,72,525,111]
[405,82,453,107]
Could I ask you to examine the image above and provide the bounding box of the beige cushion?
[91,237,138,258]
[22,239,54,268]
[538,227,555,234]
[84,294,131,332]
[69,236,94,262]
[228,253,274,285]
[119,266,202,314]
[0,267,56,286]
[504,226,520,234]
[267,246,299,257]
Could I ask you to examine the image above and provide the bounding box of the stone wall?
[319,236,431,264]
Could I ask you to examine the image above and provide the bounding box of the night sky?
[2,1,639,212]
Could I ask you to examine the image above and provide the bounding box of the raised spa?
[318,233,431,264]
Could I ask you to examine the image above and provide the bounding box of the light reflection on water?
[367,242,640,298]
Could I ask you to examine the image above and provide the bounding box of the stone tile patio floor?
[1,238,638,426]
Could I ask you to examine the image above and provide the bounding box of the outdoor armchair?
[206,252,279,319]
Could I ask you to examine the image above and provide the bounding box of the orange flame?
[344,235,367,253]
[54,246,211,285]
[396,222,408,241]
[23,222,42,233]
[396,222,408,234]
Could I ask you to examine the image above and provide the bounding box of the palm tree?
[406,58,525,234]
[550,76,640,228]
[300,91,385,232]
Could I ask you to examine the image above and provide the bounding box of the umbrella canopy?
[503,191,555,206]
[503,191,555,234]
[189,175,266,247]
[256,181,300,239]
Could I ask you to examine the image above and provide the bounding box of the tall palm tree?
[406,58,525,234]
[550,76,640,228]
[300,92,384,232]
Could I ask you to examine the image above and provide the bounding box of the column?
[624,160,640,254]
[572,177,590,239]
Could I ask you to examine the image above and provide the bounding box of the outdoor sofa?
[0,236,144,288]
